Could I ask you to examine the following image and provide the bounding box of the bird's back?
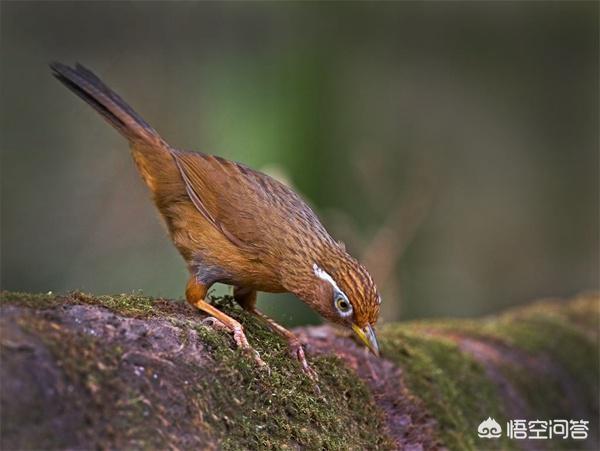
[51,62,339,291]
[167,150,338,271]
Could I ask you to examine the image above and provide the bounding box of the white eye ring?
[334,293,353,317]
[313,263,353,318]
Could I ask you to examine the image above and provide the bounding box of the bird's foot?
[289,339,318,381]
[202,316,267,369]
[232,323,268,370]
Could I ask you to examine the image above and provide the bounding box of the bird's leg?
[186,277,265,367]
[234,286,317,379]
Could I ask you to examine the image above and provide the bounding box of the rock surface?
[1,291,598,450]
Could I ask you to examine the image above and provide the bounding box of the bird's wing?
[171,150,326,254]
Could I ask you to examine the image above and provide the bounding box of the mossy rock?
[1,291,598,450]
[0,291,393,450]
[380,294,599,450]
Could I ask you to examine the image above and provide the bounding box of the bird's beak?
[352,323,380,357]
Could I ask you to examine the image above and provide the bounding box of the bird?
[50,62,381,376]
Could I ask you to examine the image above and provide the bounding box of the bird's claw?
[202,316,267,369]
[290,341,318,381]
[232,324,267,368]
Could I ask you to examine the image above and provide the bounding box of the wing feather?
[171,149,334,258]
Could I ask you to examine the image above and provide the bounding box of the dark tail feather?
[50,62,159,143]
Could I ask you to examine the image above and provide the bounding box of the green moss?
[558,294,600,334]
[422,297,600,424]
[379,325,513,450]
[0,291,61,309]
[192,299,395,450]
[380,296,599,450]
[74,292,159,317]
[1,290,186,319]
[4,291,596,449]
[3,291,393,449]
[482,309,599,421]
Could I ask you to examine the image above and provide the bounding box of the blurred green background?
[1,1,598,327]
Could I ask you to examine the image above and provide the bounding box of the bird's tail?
[50,62,161,145]
[50,62,180,196]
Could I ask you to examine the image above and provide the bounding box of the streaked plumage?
[51,62,381,373]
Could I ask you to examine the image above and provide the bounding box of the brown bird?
[51,62,381,375]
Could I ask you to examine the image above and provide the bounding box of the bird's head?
[307,256,381,356]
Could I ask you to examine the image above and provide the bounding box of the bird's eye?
[334,295,353,316]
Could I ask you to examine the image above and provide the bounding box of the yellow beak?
[352,324,380,356]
